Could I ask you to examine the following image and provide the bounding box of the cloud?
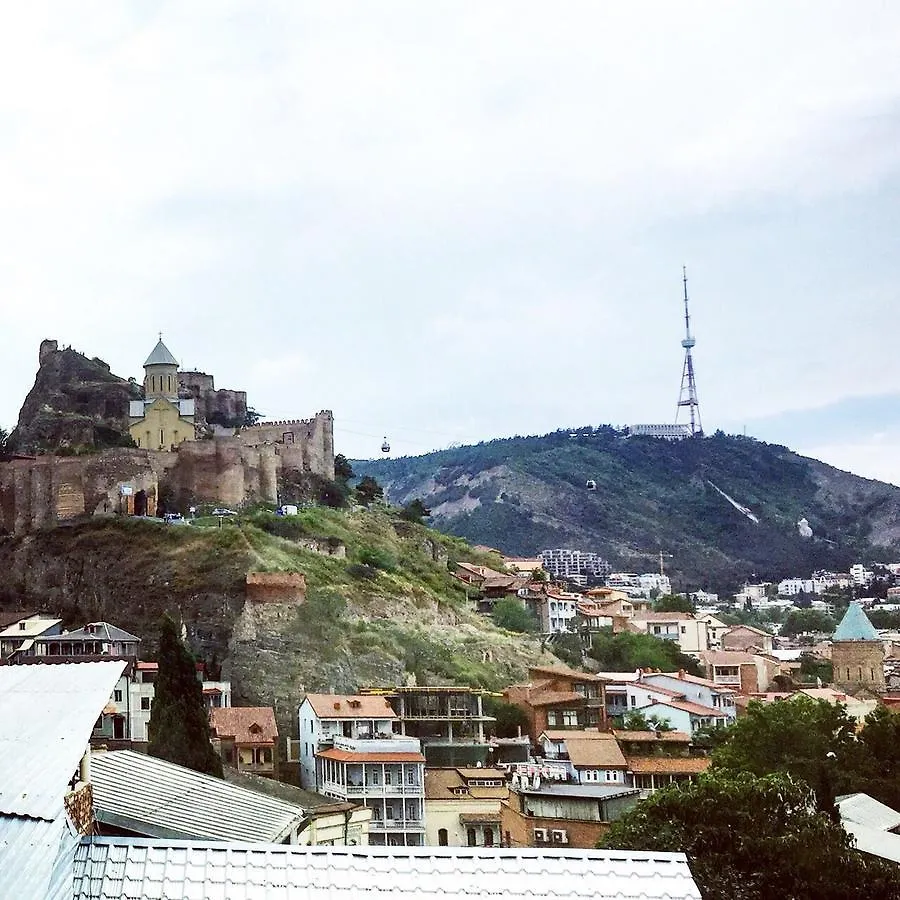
[1,3,900,476]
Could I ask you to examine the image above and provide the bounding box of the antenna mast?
[675,266,703,436]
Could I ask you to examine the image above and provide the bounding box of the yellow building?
[128,338,196,451]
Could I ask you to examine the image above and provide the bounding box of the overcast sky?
[2,3,899,482]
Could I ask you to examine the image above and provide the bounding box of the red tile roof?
[317,748,425,764]
[626,756,711,775]
[304,694,397,720]
[209,706,278,745]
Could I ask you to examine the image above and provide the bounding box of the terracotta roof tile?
[209,707,278,745]
[303,693,397,720]
[317,748,425,764]
[626,756,711,775]
[565,736,628,769]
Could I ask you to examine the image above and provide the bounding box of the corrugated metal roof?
[837,792,900,832]
[0,661,127,820]
[0,812,78,900]
[72,839,702,899]
[62,623,142,643]
[91,750,306,843]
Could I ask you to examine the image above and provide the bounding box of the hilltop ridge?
[354,428,900,594]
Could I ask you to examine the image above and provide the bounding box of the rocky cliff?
[10,340,139,452]
[0,507,552,737]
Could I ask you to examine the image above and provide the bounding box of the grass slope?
[354,429,900,593]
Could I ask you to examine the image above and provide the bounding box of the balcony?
[368,819,426,832]
[344,783,422,796]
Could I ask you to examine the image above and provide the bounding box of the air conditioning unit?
[533,828,548,842]
[551,829,569,844]
[517,588,529,598]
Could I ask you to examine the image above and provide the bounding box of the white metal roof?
[72,839,702,900]
[143,339,179,367]
[0,661,127,820]
[837,792,900,832]
[0,812,78,900]
[0,615,62,638]
[91,750,307,843]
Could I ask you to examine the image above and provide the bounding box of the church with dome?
[128,337,198,451]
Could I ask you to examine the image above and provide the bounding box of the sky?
[2,3,900,482]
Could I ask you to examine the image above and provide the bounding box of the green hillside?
[0,507,553,735]
[354,428,900,594]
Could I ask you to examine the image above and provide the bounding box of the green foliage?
[799,654,833,684]
[334,454,354,483]
[622,710,674,732]
[780,609,836,637]
[353,428,887,594]
[586,629,703,676]
[148,614,223,778]
[653,594,695,613]
[356,546,397,572]
[601,770,900,900]
[355,475,384,506]
[711,696,862,813]
[243,407,264,427]
[483,695,530,738]
[399,498,431,524]
[548,631,583,668]
[491,597,539,633]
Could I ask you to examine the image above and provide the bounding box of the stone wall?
[241,411,335,480]
[179,371,247,426]
[832,640,886,695]
[64,782,94,835]
[1,412,334,533]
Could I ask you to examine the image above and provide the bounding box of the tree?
[601,770,900,900]
[711,696,863,813]
[586,629,703,677]
[399,498,431,524]
[622,710,674,732]
[491,597,539,633]
[242,407,264,427]
[334,454,354,483]
[653,594,694,613]
[148,615,224,778]
[355,475,384,506]
[780,608,836,637]
[483,695,530,739]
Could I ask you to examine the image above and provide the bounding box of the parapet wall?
[241,410,334,480]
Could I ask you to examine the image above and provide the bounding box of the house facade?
[424,767,508,847]
[210,706,279,777]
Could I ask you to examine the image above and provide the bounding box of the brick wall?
[500,792,608,850]
[64,782,94,835]
[246,572,307,604]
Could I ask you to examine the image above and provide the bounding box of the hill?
[353,428,900,594]
[0,506,553,735]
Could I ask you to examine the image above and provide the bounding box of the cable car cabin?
[586,480,597,491]
[381,437,391,454]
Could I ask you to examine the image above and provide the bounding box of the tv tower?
[675,266,703,436]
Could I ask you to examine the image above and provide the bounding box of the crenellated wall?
[240,411,334,480]
[0,410,334,533]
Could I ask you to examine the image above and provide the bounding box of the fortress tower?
[831,602,885,696]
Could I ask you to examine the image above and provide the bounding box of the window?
[114,690,123,702]
[630,696,636,707]
[680,626,686,634]
[484,827,495,847]
[438,828,448,846]
[407,770,415,785]
[467,828,477,847]
[141,697,151,710]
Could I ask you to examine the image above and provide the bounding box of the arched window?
[466,827,477,847]
[484,827,494,847]
[438,828,448,846]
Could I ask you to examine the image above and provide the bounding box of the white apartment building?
[540,549,612,582]
[735,583,772,604]
[298,694,426,847]
[543,592,581,633]
[638,574,672,596]
[850,564,874,587]
[629,613,710,656]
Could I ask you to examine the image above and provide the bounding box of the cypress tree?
[148,614,223,777]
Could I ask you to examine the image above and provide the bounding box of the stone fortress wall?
[0,344,335,535]
[178,370,247,426]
